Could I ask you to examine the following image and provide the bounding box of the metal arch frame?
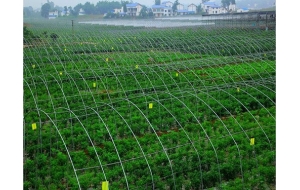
[124,98,177,190]
[217,88,274,152]
[185,90,246,188]
[146,95,205,189]
[98,102,155,189]
[36,108,82,189]
[165,92,223,187]
[85,106,130,189]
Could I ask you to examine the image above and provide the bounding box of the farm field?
[23,18,275,189]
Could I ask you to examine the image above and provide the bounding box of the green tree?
[155,0,161,5]
[172,0,179,12]
[121,1,130,12]
[41,3,51,18]
[73,3,83,16]
[23,6,34,17]
[221,0,236,8]
[83,2,95,15]
[139,5,148,18]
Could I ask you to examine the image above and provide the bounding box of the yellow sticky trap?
[237,87,240,92]
[135,65,139,69]
[64,48,66,51]
[32,123,37,130]
[106,58,109,62]
[149,103,153,109]
[59,72,63,76]
[111,47,114,50]
[80,42,82,45]
[176,73,179,77]
[32,65,35,69]
[250,137,255,145]
[102,181,109,190]
[93,82,96,88]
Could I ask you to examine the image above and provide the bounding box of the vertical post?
[71,20,74,35]
[265,13,268,31]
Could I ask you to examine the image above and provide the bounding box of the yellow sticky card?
[237,87,240,92]
[32,65,35,69]
[149,103,153,109]
[111,47,114,50]
[64,48,66,51]
[93,82,96,88]
[80,42,82,45]
[250,138,255,145]
[176,73,179,77]
[102,181,109,190]
[32,123,37,130]
[106,58,109,62]
[59,72,63,76]
[135,65,139,69]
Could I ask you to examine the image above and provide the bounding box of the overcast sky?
[23,0,206,9]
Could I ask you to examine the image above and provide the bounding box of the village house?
[79,8,85,16]
[152,4,173,17]
[48,10,58,19]
[126,3,143,16]
[188,4,197,14]
[161,1,173,7]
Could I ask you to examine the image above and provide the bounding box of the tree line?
[38,0,236,18]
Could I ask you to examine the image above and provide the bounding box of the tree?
[202,0,209,3]
[83,2,95,15]
[155,0,161,5]
[121,1,129,13]
[73,3,83,16]
[197,4,203,14]
[41,3,51,18]
[221,0,236,8]
[139,5,148,18]
[23,6,34,17]
[172,0,179,12]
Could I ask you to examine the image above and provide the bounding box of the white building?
[126,3,143,16]
[161,1,173,7]
[61,10,69,16]
[177,4,184,10]
[228,3,236,12]
[188,4,197,14]
[237,8,249,13]
[114,7,124,13]
[202,2,225,14]
[79,8,85,16]
[152,4,173,17]
[48,10,58,19]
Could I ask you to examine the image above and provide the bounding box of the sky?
[23,0,207,9]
